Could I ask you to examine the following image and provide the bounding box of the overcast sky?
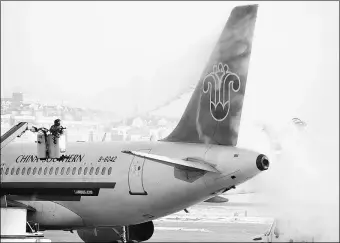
[1,1,233,114]
[1,1,338,121]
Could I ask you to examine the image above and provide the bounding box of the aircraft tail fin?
[163,4,258,146]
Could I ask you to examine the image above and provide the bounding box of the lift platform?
[1,122,66,159]
[1,123,66,242]
[1,196,51,242]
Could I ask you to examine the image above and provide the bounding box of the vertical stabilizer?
[163,5,258,146]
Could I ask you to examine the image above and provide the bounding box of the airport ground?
[43,203,272,242]
[44,222,268,242]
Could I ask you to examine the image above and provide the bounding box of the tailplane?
[163,4,258,146]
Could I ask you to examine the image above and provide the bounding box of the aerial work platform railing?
[1,122,66,159]
[0,122,34,150]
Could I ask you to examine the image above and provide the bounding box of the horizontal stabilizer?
[225,189,255,195]
[204,196,229,203]
[121,150,220,173]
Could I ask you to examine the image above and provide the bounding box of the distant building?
[1,98,12,114]
[1,98,12,102]
[11,92,23,110]
[132,117,144,128]
[12,92,23,102]
[126,127,150,141]
[157,118,168,126]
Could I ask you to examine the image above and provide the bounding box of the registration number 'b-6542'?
[98,156,117,163]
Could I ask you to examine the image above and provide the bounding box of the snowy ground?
[43,203,273,242]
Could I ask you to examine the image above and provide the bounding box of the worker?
[50,119,64,138]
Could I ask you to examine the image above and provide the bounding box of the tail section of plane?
[163,4,258,146]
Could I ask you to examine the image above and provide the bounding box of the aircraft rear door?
[128,149,150,195]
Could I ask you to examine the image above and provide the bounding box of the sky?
[1,1,338,118]
[1,1,231,115]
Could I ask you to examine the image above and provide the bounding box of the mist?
[235,2,339,241]
[247,120,338,241]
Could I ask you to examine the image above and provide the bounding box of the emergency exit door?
[128,149,150,195]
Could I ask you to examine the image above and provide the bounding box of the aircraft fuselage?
[1,140,262,229]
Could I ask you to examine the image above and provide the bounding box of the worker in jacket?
[50,119,64,138]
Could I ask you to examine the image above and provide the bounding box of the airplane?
[0,4,269,243]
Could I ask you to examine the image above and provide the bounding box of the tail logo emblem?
[203,63,241,122]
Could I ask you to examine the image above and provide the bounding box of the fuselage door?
[128,149,150,195]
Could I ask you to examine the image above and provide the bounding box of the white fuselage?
[1,140,262,229]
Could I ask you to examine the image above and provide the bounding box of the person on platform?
[50,119,64,138]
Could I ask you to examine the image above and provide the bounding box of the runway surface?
[43,203,272,242]
[44,222,268,242]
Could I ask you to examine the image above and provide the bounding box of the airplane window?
[22,167,26,175]
[38,167,42,175]
[89,167,94,175]
[27,167,31,175]
[16,168,20,175]
[44,167,48,175]
[11,168,15,175]
[33,167,37,175]
[108,167,112,175]
[66,167,71,175]
[101,167,106,175]
[95,167,100,175]
[78,167,82,175]
[49,167,54,175]
[5,168,9,175]
[55,167,59,175]
[61,167,65,175]
[84,167,88,175]
[72,167,76,175]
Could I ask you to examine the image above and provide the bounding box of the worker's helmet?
[54,119,61,126]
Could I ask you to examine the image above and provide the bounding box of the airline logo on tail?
[163,4,258,146]
[203,63,241,122]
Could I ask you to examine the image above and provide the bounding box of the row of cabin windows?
[2,166,112,176]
